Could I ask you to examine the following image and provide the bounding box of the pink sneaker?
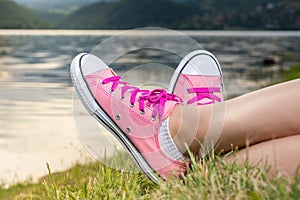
[70,53,187,183]
[169,50,224,105]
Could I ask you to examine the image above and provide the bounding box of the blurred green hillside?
[59,0,300,29]
[0,0,50,29]
[59,0,195,29]
[1,0,300,29]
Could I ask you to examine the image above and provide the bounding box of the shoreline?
[0,29,299,37]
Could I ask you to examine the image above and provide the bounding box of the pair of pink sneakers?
[70,50,224,183]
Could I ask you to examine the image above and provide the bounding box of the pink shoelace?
[102,76,182,124]
[187,87,221,105]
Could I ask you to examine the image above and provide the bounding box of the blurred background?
[0,0,299,186]
[1,0,300,29]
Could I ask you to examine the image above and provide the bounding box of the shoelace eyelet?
[130,103,135,108]
[139,110,145,115]
[150,116,156,121]
[120,96,125,101]
[126,127,131,133]
[115,114,121,120]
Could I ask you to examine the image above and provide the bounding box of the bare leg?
[226,135,300,177]
[170,79,300,155]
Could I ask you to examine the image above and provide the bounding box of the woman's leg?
[169,78,300,155]
[226,135,300,177]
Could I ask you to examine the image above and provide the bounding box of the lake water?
[0,30,299,186]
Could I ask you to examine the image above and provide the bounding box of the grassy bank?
[1,65,299,200]
[277,64,300,82]
[1,153,300,199]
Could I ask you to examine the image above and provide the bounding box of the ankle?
[169,105,181,139]
[168,104,212,157]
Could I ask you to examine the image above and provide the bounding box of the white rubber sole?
[70,53,159,183]
[168,50,224,94]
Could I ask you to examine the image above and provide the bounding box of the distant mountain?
[12,0,117,26]
[192,0,300,30]
[0,0,50,29]
[2,0,300,30]
[59,0,300,30]
[13,0,104,10]
[59,0,196,29]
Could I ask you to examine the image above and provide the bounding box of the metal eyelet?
[120,96,125,101]
[150,116,156,121]
[109,90,114,94]
[185,88,189,93]
[115,114,121,120]
[100,83,104,86]
[126,127,131,133]
[139,110,145,115]
[130,103,135,108]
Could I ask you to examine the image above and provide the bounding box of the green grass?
[280,65,300,82]
[1,152,299,200]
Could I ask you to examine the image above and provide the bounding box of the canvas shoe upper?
[169,50,224,105]
[70,53,187,183]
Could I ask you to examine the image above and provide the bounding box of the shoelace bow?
[187,87,221,105]
[102,76,182,124]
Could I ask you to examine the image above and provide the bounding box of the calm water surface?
[0,30,299,185]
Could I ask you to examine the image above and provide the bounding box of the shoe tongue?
[183,74,221,88]
[90,68,117,77]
